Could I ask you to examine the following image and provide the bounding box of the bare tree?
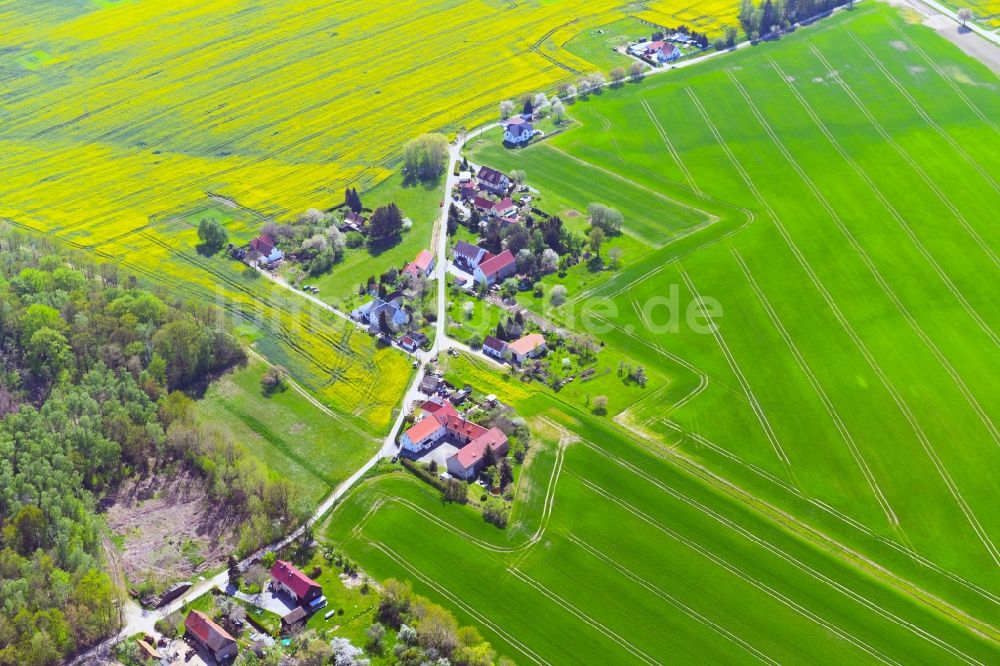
[629,61,645,80]
[957,7,973,26]
[610,67,627,86]
[499,100,515,119]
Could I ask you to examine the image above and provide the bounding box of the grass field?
[324,4,1000,663]
[196,357,382,505]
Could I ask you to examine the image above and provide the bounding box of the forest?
[0,229,302,664]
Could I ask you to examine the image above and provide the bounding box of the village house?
[399,329,427,353]
[492,197,517,218]
[474,249,516,286]
[403,248,436,278]
[136,638,161,664]
[458,170,473,183]
[351,292,409,333]
[477,166,511,195]
[270,560,325,608]
[504,121,535,145]
[482,335,507,360]
[249,234,284,266]
[185,610,239,662]
[508,332,547,363]
[400,398,510,480]
[280,606,309,634]
[473,195,495,214]
[453,240,491,271]
[459,182,479,201]
[339,210,367,234]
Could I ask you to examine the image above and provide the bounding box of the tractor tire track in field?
[729,246,900,528]
[577,443,988,665]
[506,566,661,665]
[685,86,1000,568]
[368,541,549,666]
[679,267,795,475]
[765,58,1000,447]
[658,407,1000,609]
[565,533,781,665]
[882,19,1000,136]
[639,97,703,197]
[848,31,1000,197]
[572,474,900,666]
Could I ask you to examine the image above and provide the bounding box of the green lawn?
[283,170,443,308]
[197,357,382,505]
[562,17,653,71]
[323,5,1000,664]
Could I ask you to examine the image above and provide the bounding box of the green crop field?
[326,4,1000,663]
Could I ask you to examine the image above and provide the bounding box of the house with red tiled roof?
[492,198,516,217]
[508,333,547,363]
[482,335,508,360]
[400,412,449,452]
[270,560,323,607]
[474,249,517,286]
[420,398,458,419]
[446,427,509,480]
[249,234,283,265]
[453,240,491,271]
[402,249,435,278]
[185,610,238,662]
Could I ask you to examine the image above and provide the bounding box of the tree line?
[0,229,301,664]
[739,0,850,40]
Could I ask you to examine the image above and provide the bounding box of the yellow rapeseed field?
[0,0,736,431]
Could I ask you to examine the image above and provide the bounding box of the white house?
[507,333,546,363]
[400,414,448,452]
[473,249,516,286]
[477,166,511,195]
[504,122,534,145]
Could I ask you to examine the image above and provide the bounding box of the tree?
[588,227,605,257]
[551,97,567,124]
[522,96,534,118]
[502,223,530,254]
[550,285,567,306]
[500,278,519,300]
[443,478,467,503]
[509,169,527,186]
[366,622,386,654]
[629,61,645,80]
[499,458,514,489]
[608,245,623,270]
[369,204,404,241]
[724,24,738,48]
[593,395,608,415]
[227,554,241,589]
[197,217,227,253]
[610,66,627,86]
[26,326,72,380]
[345,187,363,213]
[958,7,973,25]
[588,203,623,235]
[402,133,449,182]
[499,100,515,119]
[540,248,559,273]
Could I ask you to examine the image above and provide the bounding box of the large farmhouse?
[508,333,547,363]
[477,166,511,195]
[270,560,325,608]
[185,610,238,662]
[400,399,509,480]
[474,249,516,286]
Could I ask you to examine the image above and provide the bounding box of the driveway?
[233,587,297,616]
[407,440,461,471]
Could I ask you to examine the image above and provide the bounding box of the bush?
[482,497,510,528]
[345,231,365,248]
[549,285,567,306]
[260,365,288,395]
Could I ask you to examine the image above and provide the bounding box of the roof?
[477,249,516,276]
[494,197,515,212]
[185,610,236,653]
[645,40,666,52]
[509,333,546,356]
[282,606,308,625]
[137,639,161,660]
[477,165,507,186]
[483,335,507,353]
[421,399,458,418]
[400,334,415,346]
[507,123,533,139]
[250,235,275,255]
[454,240,485,260]
[412,249,434,271]
[473,195,494,210]
[345,210,365,224]
[442,414,489,441]
[452,427,508,469]
[404,414,445,443]
[270,560,319,600]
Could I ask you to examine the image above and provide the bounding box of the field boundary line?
[578,444,987,664]
[565,533,780,665]
[639,97,703,197]
[573,474,899,665]
[765,57,1000,447]
[369,540,549,665]
[729,246,899,526]
[847,31,1000,197]
[686,84,1000,568]
[679,266,794,474]
[506,567,660,665]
